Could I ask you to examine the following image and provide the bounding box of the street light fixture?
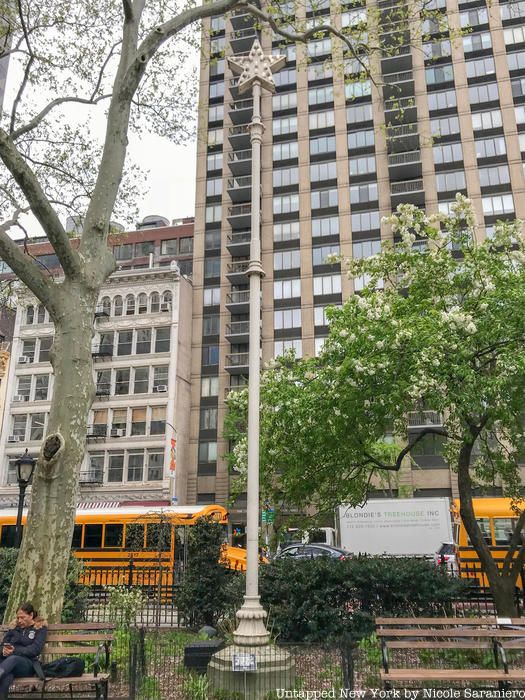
[15,449,36,548]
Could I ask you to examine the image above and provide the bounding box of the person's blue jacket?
[2,618,47,659]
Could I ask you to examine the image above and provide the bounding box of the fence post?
[128,559,134,590]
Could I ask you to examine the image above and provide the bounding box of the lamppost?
[209,40,295,697]
[15,449,36,548]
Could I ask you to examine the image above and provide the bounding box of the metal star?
[228,39,286,94]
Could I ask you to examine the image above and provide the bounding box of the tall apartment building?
[0,217,194,507]
[190,0,525,526]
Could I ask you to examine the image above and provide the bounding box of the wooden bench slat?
[377,628,525,637]
[0,624,115,631]
[381,670,509,681]
[43,645,110,655]
[45,634,114,642]
[11,674,110,687]
[376,617,501,626]
[385,640,494,649]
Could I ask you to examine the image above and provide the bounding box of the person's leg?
[0,656,35,699]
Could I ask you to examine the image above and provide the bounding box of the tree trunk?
[486,573,519,617]
[5,282,97,622]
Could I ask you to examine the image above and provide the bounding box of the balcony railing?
[228,204,251,217]
[384,95,416,111]
[391,178,424,195]
[226,320,250,336]
[227,290,250,305]
[388,150,421,166]
[229,98,253,113]
[228,149,252,164]
[225,352,249,367]
[86,425,108,438]
[228,176,251,190]
[387,123,419,138]
[408,410,443,427]
[382,70,414,84]
[227,261,249,275]
[79,468,104,484]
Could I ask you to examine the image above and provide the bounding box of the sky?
[4,41,200,237]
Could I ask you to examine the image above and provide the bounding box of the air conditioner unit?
[160,303,171,312]
[154,385,168,393]
[13,395,27,403]
[110,428,125,438]
[18,356,32,364]
[7,435,21,443]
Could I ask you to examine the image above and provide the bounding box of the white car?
[434,542,459,575]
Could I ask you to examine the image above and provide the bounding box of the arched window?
[125,294,135,316]
[150,292,160,313]
[101,297,111,315]
[114,295,123,316]
[161,291,172,311]
[36,305,46,324]
[26,305,34,324]
[137,293,148,314]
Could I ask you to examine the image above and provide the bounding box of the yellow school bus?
[454,498,524,588]
[0,503,249,584]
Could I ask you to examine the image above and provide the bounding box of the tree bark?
[4,281,97,622]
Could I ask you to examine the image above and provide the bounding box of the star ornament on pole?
[228,39,286,94]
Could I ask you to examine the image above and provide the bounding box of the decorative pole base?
[233,595,270,646]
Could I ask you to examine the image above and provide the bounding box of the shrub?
[177,518,236,628]
[258,555,468,644]
[0,549,89,622]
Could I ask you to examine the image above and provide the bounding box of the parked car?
[274,543,349,560]
[434,542,459,574]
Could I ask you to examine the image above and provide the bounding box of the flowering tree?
[226,196,525,615]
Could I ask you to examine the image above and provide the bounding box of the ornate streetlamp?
[15,449,36,548]
[208,40,295,697]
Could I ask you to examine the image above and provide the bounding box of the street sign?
[262,508,275,523]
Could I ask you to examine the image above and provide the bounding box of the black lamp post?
[15,449,36,548]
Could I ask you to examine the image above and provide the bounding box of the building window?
[108,453,124,482]
[16,376,31,401]
[507,50,525,72]
[273,141,299,161]
[274,250,301,271]
[273,92,297,111]
[312,216,339,237]
[463,31,492,52]
[433,142,463,164]
[466,57,495,79]
[29,413,45,441]
[308,62,333,82]
[153,366,168,390]
[12,415,27,439]
[203,287,220,306]
[274,308,302,329]
[347,129,374,150]
[274,67,296,87]
[201,376,219,397]
[133,367,149,394]
[125,294,135,316]
[206,178,222,197]
[344,80,371,99]
[475,136,506,159]
[209,82,224,100]
[273,167,299,188]
[472,109,502,131]
[273,221,300,242]
[131,409,147,437]
[346,103,372,124]
[203,316,220,335]
[308,85,334,105]
[468,83,499,105]
[200,407,218,431]
[353,239,381,259]
[273,193,300,215]
[199,441,217,462]
[150,407,166,435]
[155,327,170,353]
[504,25,525,44]
[307,37,332,57]
[38,337,52,362]
[427,89,457,112]
[204,258,221,278]
[136,329,152,355]
[310,161,337,182]
[273,279,301,300]
[205,205,222,224]
[349,155,376,176]
[460,7,488,27]
[436,170,466,192]
[482,194,515,215]
[34,375,49,401]
[202,345,220,366]
[350,182,378,204]
[115,368,130,395]
[310,135,336,156]
[351,210,380,232]
[311,188,338,209]
[425,64,454,86]
[273,116,298,136]
[147,451,163,480]
[479,165,511,187]
[313,274,341,296]
[274,339,302,358]
[314,304,341,326]
[423,38,451,59]
[207,153,223,171]
[430,115,460,137]
[114,244,133,261]
[309,110,335,130]
[137,294,148,314]
[312,244,340,266]
[21,339,35,362]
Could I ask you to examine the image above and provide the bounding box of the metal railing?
[225,352,250,367]
[407,409,443,426]
[388,150,421,166]
[229,97,253,112]
[391,178,424,194]
[228,203,251,217]
[382,70,414,83]
[387,122,419,137]
[227,230,251,245]
[227,290,250,304]
[384,95,416,111]
[226,320,250,335]
[229,124,250,137]
[227,176,251,189]
[227,261,249,275]
[228,148,252,163]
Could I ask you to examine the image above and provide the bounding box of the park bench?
[0,622,115,700]
[376,616,525,690]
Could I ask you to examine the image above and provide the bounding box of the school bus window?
[125,523,145,550]
[145,523,171,551]
[84,524,103,548]
[0,525,16,548]
[493,518,516,545]
[467,518,491,545]
[104,523,124,548]
[71,525,82,549]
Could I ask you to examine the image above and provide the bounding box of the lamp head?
[16,449,36,485]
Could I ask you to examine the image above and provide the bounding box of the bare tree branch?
[0,209,58,310]
[0,128,81,278]
[362,427,450,472]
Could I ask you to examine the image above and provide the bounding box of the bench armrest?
[94,640,112,677]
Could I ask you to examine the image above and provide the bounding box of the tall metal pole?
[15,482,27,548]
[228,41,285,646]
